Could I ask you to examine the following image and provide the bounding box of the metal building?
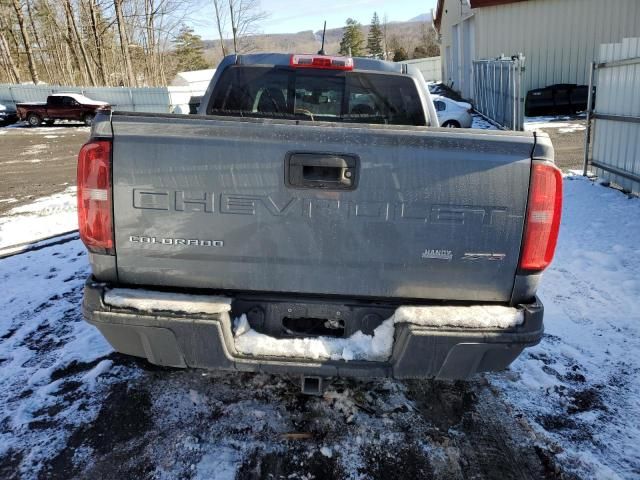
[434,0,640,99]
[399,57,442,82]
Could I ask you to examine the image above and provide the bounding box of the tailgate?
[111,114,541,302]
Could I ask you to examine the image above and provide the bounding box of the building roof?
[170,69,216,88]
[434,0,527,31]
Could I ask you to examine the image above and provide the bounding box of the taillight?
[77,140,114,255]
[519,162,563,271]
[290,54,354,70]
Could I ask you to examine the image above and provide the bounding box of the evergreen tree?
[392,47,409,62]
[339,18,365,57]
[412,45,430,59]
[367,12,384,58]
[174,26,209,72]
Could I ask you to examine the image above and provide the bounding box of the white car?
[432,95,473,128]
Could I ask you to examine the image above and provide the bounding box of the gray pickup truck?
[79,53,562,393]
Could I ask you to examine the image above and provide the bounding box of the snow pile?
[394,305,524,329]
[104,288,231,315]
[233,314,395,361]
[0,186,78,248]
[194,448,241,480]
[233,304,523,361]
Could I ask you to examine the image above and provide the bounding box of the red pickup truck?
[16,93,109,127]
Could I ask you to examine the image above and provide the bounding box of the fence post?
[583,62,596,177]
[128,88,136,112]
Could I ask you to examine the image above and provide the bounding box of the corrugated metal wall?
[589,38,640,194]
[400,57,442,82]
[0,85,194,113]
[474,0,640,95]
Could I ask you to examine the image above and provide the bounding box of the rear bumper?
[82,280,544,380]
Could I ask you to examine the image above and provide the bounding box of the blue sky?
[193,0,437,39]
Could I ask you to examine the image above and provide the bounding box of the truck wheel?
[83,113,95,126]
[442,120,460,128]
[27,113,42,127]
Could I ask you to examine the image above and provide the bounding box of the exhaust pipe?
[301,376,324,396]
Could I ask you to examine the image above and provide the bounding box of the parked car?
[16,93,109,127]
[79,53,561,393]
[432,94,473,128]
[0,100,19,126]
[427,82,467,103]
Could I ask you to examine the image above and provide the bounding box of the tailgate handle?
[286,153,358,190]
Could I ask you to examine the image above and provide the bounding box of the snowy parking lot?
[0,123,639,479]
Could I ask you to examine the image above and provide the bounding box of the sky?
[193,0,438,39]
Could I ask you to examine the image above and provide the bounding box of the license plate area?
[232,296,395,339]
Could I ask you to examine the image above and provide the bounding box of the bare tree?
[10,0,39,83]
[0,31,20,82]
[25,0,53,83]
[64,0,97,85]
[227,0,268,54]
[212,0,227,57]
[0,0,208,86]
[114,0,136,86]
[87,0,109,85]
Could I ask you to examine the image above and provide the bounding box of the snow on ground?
[0,175,638,478]
[0,187,77,249]
[493,174,640,479]
[471,113,499,130]
[0,239,137,477]
[4,121,90,134]
[525,115,587,133]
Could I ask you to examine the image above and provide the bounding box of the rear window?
[208,66,426,126]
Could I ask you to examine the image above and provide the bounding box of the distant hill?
[409,13,433,23]
[202,18,438,66]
